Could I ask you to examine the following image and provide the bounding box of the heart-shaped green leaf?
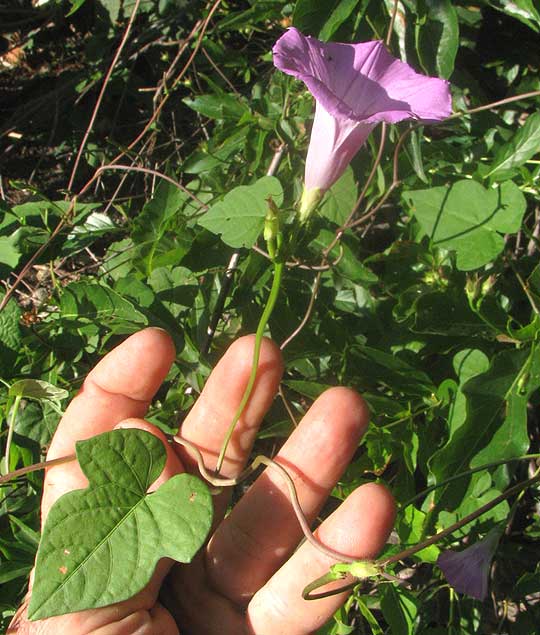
[404,180,526,270]
[197,176,283,248]
[29,429,213,620]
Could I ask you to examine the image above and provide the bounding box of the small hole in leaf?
[189,492,197,502]
[59,566,68,575]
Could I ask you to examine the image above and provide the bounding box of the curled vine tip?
[302,560,382,601]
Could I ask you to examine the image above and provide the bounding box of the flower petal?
[273,27,452,124]
[304,101,375,192]
[437,530,502,601]
[437,547,490,601]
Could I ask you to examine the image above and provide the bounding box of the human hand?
[9,328,395,635]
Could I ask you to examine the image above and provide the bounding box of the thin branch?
[280,271,322,351]
[291,244,345,272]
[0,453,76,486]
[201,252,240,356]
[278,384,299,427]
[447,90,540,120]
[101,135,155,215]
[345,182,398,231]
[512,266,540,316]
[201,47,241,96]
[383,471,540,566]
[93,164,209,210]
[67,0,142,192]
[400,453,540,509]
[386,0,400,47]
[152,26,201,106]
[0,199,76,313]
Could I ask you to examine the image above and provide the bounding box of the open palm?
[9,328,395,635]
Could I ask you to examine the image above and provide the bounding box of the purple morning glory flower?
[272,27,452,221]
[437,528,503,601]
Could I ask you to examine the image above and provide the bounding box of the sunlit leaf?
[404,180,526,270]
[417,0,459,79]
[487,112,540,180]
[29,429,213,620]
[198,176,283,248]
[9,380,68,402]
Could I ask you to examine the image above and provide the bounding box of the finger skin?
[9,593,179,635]
[91,603,179,635]
[176,335,283,478]
[42,328,176,519]
[206,387,369,605]
[47,328,176,459]
[246,483,396,635]
[162,556,245,635]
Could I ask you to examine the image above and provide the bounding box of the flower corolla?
[437,528,503,601]
[272,27,452,221]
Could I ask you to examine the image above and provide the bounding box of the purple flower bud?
[437,528,503,601]
[272,28,452,221]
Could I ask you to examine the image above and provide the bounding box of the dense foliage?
[1,0,540,632]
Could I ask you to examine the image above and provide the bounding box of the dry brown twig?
[67,0,142,193]
[93,164,209,210]
[110,0,223,166]
[0,2,224,312]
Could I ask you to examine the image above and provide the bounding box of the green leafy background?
[1,0,540,633]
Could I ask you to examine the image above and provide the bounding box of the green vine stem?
[175,435,353,563]
[3,395,22,475]
[302,570,356,601]
[400,452,540,509]
[3,435,540,605]
[301,469,540,600]
[214,256,284,475]
[301,564,407,601]
[382,470,540,567]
